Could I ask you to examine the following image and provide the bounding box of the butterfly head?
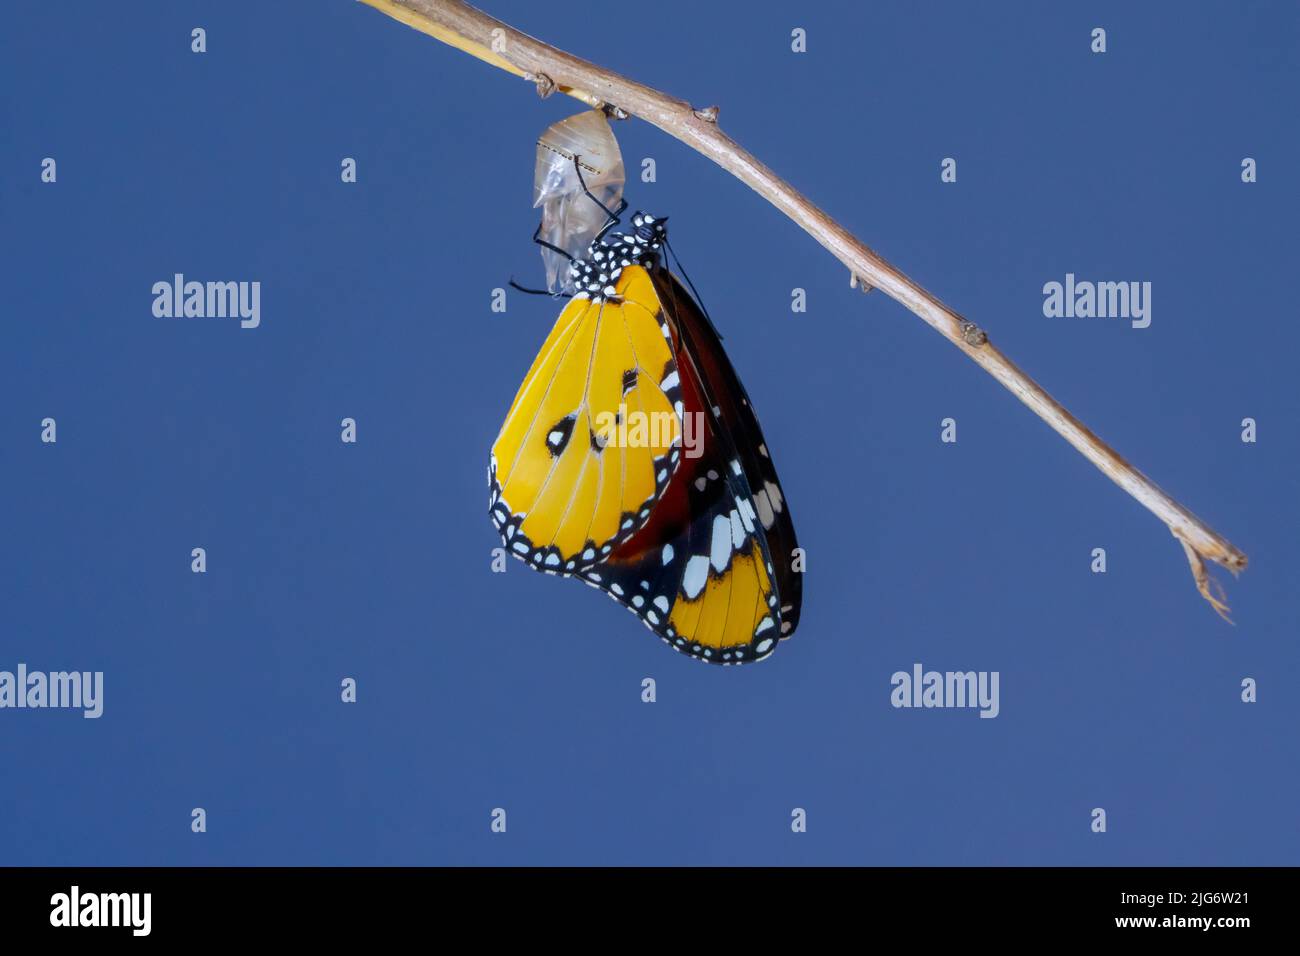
[630,212,668,249]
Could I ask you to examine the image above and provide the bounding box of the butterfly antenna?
[665,237,724,341]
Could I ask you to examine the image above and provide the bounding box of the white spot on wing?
[765,480,784,514]
[710,515,732,573]
[682,555,709,599]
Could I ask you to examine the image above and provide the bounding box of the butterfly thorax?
[568,212,668,300]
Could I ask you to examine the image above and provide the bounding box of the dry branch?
[358,0,1248,616]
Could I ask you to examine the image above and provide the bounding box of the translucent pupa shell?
[533,110,626,293]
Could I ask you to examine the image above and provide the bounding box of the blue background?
[2,0,1296,865]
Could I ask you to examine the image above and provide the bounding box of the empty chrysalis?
[533,110,626,293]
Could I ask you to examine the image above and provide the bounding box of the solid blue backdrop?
[1,0,1296,864]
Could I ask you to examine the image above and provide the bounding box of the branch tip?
[1176,533,1235,624]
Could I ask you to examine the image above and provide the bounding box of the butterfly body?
[490,214,801,663]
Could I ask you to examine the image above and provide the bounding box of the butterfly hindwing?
[580,268,799,663]
[653,270,803,639]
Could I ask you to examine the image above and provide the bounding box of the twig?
[358,0,1248,617]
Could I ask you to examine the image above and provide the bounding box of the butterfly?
[489,180,801,664]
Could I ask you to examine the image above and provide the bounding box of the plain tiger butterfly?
[489,164,801,663]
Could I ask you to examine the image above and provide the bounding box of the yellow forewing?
[490,267,684,567]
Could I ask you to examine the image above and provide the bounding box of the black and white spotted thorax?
[569,212,668,301]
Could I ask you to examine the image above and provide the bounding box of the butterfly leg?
[572,154,628,242]
[529,220,577,261]
[508,277,571,298]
